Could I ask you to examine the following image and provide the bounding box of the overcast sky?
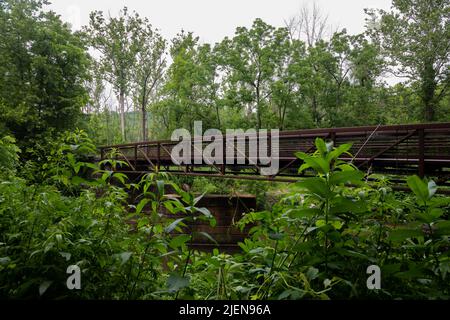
[47,0,393,44]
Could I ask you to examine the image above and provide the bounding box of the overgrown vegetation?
[1,0,448,147]
[0,0,449,301]
[1,134,449,299]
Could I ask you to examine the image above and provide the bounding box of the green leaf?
[238,242,249,253]
[329,170,364,186]
[112,172,128,185]
[156,180,165,196]
[169,235,191,249]
[167,273,190,292]
[407,175,429,204]
[268,232,284,240]
[330,197,367,214]
[286,208,322,219]
[315,138,328,156]
[165,218,186,233]
[196,231,218,244]
[394,263,426,280]
[335,248,375,262]
[306,267,319,281]
[427,180,437,198]
[435,220,450,236]
[295,177,331,199]
[195,207,213,218]
[302,157,330,174]
[71,176,86,186]
[0,257,11,265]
[388,224,423,242]
[135,198,150,215]
[193,193,205,206]
[327,143,352,162]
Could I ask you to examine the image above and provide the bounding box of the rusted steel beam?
[98,122,450,179]
[357,130,417,169]
[118,151,136,171]
[137,147,156,170]
[98,122,450,149]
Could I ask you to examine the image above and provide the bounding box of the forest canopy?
[0,0,448,147]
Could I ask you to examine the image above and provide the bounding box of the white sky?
[47,0,393,44]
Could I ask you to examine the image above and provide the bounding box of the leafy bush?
[0,135,20,174]
[0,132,216,299]
[0,135,449,300]
[185,138,450,300]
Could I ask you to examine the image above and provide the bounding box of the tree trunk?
[215,105,221,129]
[119,92,126,141]
[256,85,261,130]
[312,95,319,126]
[421,58,437,122]
[142,104,148,141]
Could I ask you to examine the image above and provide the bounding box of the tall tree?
[132,19,166,141]
[366,0,450,121]
[0,0,89,144]
[84,7,141,141]
[218,19,290,129]
[155,32,219,135]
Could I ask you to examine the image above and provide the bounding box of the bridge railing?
[99,122,450,178]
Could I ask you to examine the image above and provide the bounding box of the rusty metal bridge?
[99,122,450,183]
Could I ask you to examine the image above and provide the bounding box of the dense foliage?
[0,0,89,146]
[1,134,449,299]
[79,0,448,144]
[0,0,449,301]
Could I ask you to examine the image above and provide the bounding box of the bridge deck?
[99,122,450,181]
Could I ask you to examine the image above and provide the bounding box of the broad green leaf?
[394,263,426,280]
[71,176,86,186]
[167,273,190,292]
[0,257,11,265]
[304,157,330,174]
[286,208,322,219]
[334,248,375,262]
[427,180,437,198]
[306,266,319,280]
[135,198,150,215]
[327,143,352,162]
[330,197,367,214]
[295,177,331,199]
[156,180,165,196]
[435,220,450,236]
[388,225,423,242]
[329,170,364,186]
[407,175,429,204]
[315,138,328,156]
[169,234,191,249]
